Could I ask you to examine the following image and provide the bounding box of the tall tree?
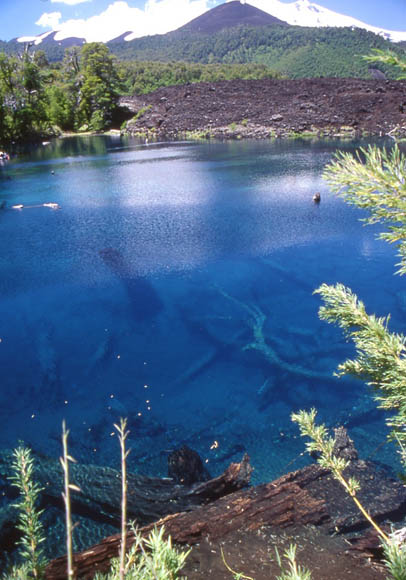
[0,48,50,142]
[76,43,122,131]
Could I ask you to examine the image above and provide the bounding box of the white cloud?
[36,0,212,42]
[54,2,139,41]
[36,11,62,30]
[133,0,211,36]
[50,0,91,5]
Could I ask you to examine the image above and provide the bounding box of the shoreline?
[124,123,404,141]
[3,77,406,149]
[120,77,406,142]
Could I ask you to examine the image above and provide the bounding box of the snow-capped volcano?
[244,0,406,42]
[17,0,406,45]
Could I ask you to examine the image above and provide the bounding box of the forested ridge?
[108,25,405,78]
[1,22,406,146]
[2,23,405,75]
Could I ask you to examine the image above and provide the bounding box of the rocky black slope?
[121,77,406,139]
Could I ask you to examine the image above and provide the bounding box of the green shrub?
[94,525,190,580]
[6,445,47,579]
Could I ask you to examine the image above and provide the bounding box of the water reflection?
[0,136,403,490]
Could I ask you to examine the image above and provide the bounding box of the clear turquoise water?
[0,135,404,483]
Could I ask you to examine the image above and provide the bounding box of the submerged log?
[0,449,252,528]
[216,287,332,381]
[99,248,162,321]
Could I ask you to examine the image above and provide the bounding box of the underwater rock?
[99,248,162,321]
[333,426,358,461]
[85,331,113,376]
[339,405,382,430]
[168,445,211,485]
[0,504,18,556]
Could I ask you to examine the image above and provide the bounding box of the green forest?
[0,42,282,144]
[26,24,403,79]
[0,43,122,144]
[1,22,405,145]
[109,25,405,78]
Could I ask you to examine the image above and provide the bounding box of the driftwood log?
[45,429,406,579]
[0,447,252,529]
[45,461,329,579]
[348,528,387,560]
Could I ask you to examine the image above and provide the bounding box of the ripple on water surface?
[0,136,403,488]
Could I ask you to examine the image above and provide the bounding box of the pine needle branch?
[314,283,406,449]
[291,409,388,542]
[9,444,47,578]
[323,145,406,274]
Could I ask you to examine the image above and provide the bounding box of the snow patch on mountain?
[244,0,406,42]
[17,0,406,45]
[18,31,55,45]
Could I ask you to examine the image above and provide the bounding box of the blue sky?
[0,0,405,41]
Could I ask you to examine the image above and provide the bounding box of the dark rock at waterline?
[121,77,406,139]
[168,445,211,485]
[333,425,359,461]
[99,247,162,321]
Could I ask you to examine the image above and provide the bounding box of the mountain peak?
[177,1,288,35]
[14,0,406,47]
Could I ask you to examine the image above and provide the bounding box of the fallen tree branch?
[45,462,327,579]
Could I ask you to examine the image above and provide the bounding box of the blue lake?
[0,135,404,484]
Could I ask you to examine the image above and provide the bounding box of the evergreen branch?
[291,409,388,541]
[292,410,406,579]
[275,544,312,580]
[323,145,406,274]
[9,445,47,578]
[314,283,406,448]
